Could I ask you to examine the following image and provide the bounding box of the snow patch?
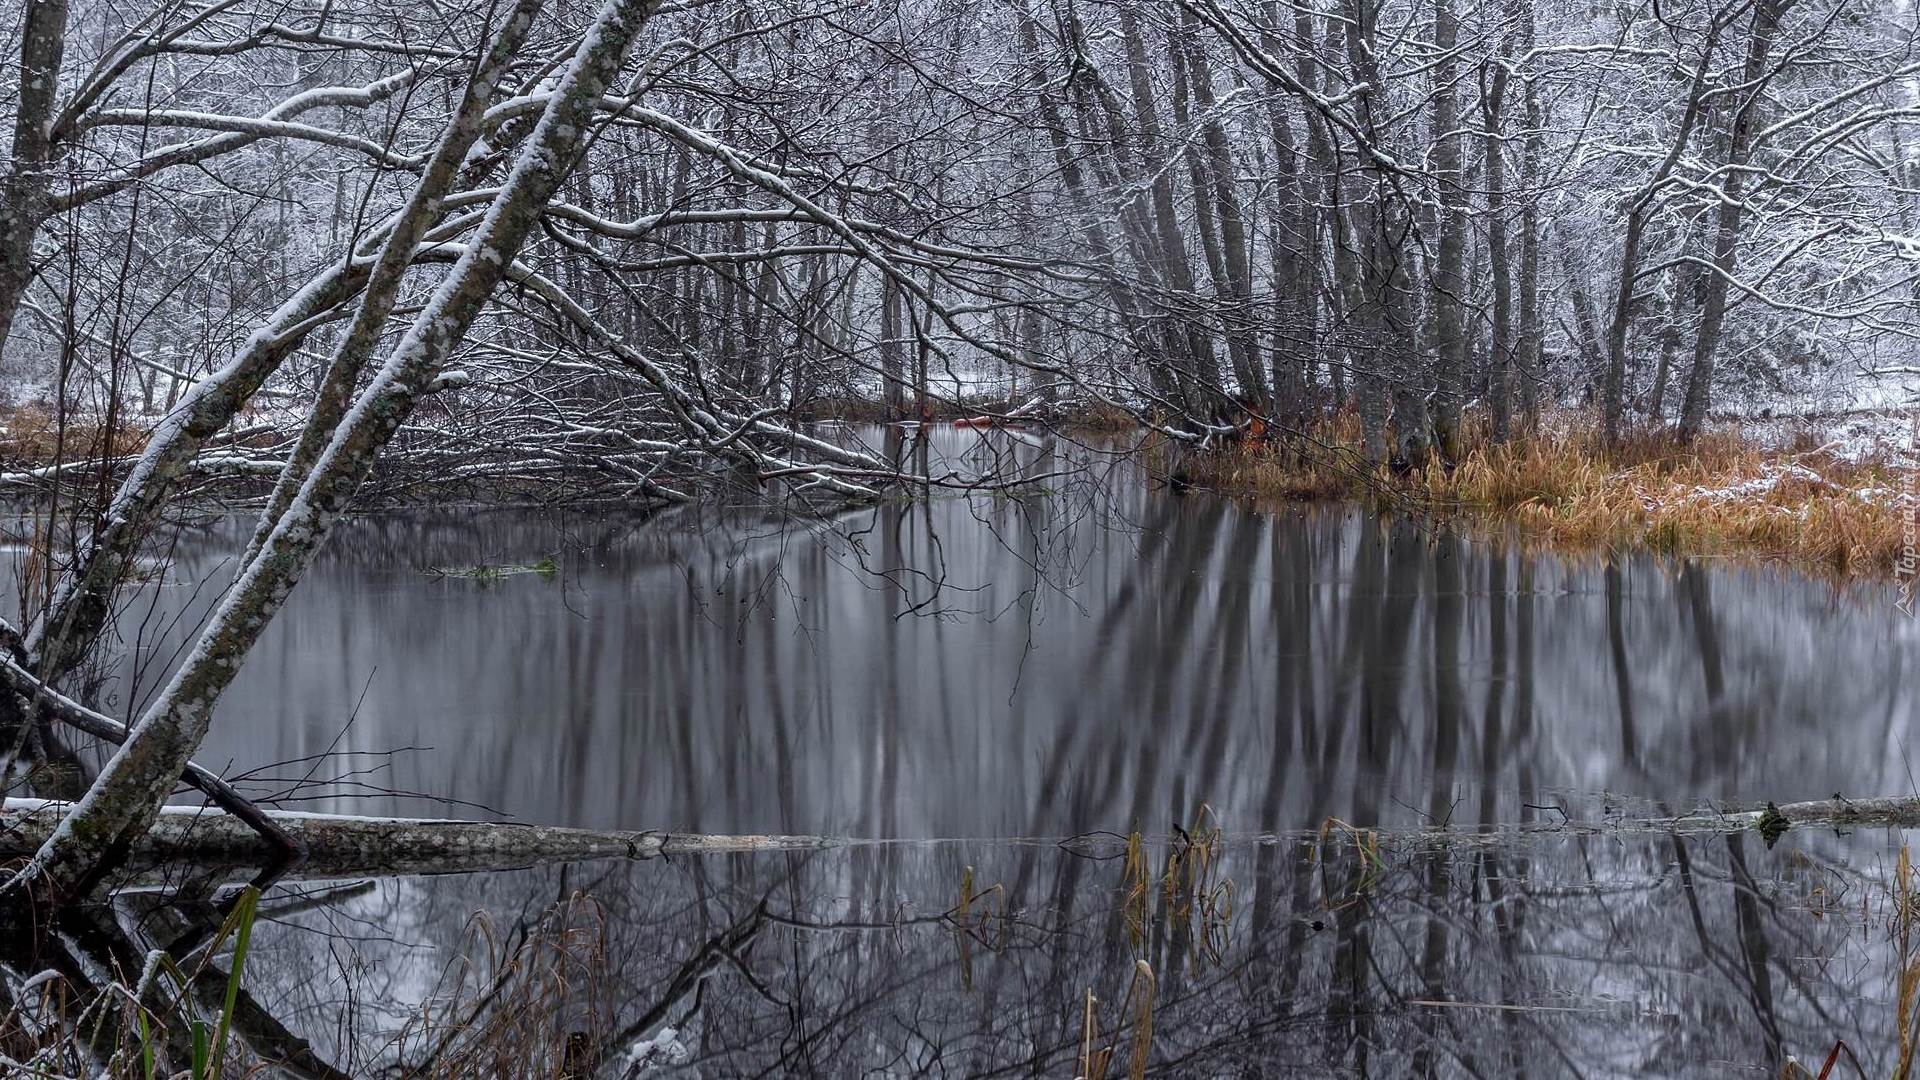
[618,1026,691,1072]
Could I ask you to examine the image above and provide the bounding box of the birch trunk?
[242,0,546,565]
[9,0,660,904]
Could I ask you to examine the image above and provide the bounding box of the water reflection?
[10,426,1918,1076]
[220,825,1912,1077]
[66,425,1914,839]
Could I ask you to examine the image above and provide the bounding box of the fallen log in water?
[6,791,1915,886]
[1679,794,1920,834]
[0,799,834,880]
[1575,794,1920,836]
[1259,793,1920,850]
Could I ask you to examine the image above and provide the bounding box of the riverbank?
[1177,411,1919,578]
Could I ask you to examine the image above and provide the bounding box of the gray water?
[36,426,1920,1076]
[94,427,1915,838]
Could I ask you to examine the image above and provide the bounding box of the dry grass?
[1064,400,1142,433]
[1074,960,1155,1080]
[1181,412,1918,578]
[0,403,148,470]
[383,892,614,1079]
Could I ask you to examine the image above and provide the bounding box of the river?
[41,425,1920,1075]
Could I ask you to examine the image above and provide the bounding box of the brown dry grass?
[1180,412,1918,578]
[0,403,150,469]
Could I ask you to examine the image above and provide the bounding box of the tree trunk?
[1259,5,1314,426]
[0,799,838,881]
[0,0,69,357]
[1515,0,1544,427]
[1177,15,1268,410]
[1426,0,1468,461]
[1340,0,1414,465]
[1599,18,1724,444]
[10,0,660,905]
[1015,12,1161,410]
[1678,0,1789,442]
[1118,0,1221,414]
[1482,58,1514,442]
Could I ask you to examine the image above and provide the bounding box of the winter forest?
[2,0,1920,1074]
[5,0,1919,469]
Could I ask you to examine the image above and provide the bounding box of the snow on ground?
[1723,368,1920,466]
[1741,409,1920,467]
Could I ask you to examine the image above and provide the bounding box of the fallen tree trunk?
[1557,794,1920,836]
[1277,793,1920,849]
[0,799,831,880]
[4,790,1904,888]
[1675,794,1920,834]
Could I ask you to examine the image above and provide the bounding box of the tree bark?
[1426,0,1469,461]
[9,0,661,905]
[1482,57,1514,442]
[1677,0,1790,442]
[0,0,69,356]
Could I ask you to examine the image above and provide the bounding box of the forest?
[0,0,1918,1074]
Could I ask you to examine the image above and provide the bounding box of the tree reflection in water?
[140,824,1913,1077]
[6,427,1911,1075]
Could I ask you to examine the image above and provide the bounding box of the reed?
[0,402,149,468]
[1896,844,1919,1080]
[1798,842,1920,1078]
[1179,414,1917,578]
[1073,960,1155,1080]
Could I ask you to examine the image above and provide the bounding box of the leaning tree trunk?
[243,0,545,565]
[26,0,543,687]
[8,0,661,905]
[1677,0,1789,443]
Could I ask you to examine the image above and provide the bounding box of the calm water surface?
[91,427,1915,838]
[44,427,1920,1075]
